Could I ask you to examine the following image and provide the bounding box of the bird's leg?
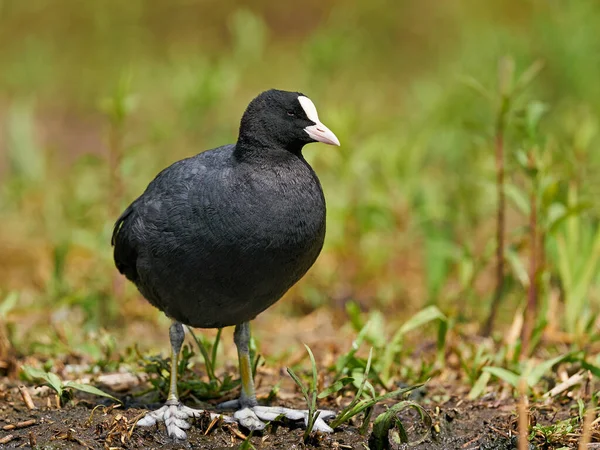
[220,321,336,433]
[136,322,231,439]
[235,321,258,407]
[166,321,184,403]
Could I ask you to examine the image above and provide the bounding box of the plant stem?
[522,154,538,358]
[483,93,510,336]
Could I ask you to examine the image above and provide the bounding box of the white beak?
[298,95,341,146]
[304,122,341,146]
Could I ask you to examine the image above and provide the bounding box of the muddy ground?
[0,378,583,450]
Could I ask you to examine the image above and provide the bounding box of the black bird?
[112,89,340,438]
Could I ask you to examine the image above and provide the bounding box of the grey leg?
[234,322,258,407]
[221,321,336,433]
[167,321,185,403]
[136,321,233,439]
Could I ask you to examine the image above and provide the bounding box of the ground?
[0,310,592,449]
[0,375,582,450]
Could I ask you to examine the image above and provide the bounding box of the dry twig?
[18,385,36,410]
[579,403,596,450]
[518,379,529,450]
[544,371,585,399]
[0,434,15,444]
[3,419,37,431]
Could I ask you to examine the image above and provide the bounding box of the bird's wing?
[111,202,141,282]
[110,146,235,284]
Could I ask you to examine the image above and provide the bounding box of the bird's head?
[238,89,340,154]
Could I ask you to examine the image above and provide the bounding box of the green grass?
[21,365,119,406]
[1,0,600,447]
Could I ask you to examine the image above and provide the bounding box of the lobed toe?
[234,407,266,431]
[166,424,188,440]
[311,416,334,433]
[136,415,157,427]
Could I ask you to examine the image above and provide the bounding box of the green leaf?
[498,56,515,97]
[187,327,217,382]
[506,247,529,287]
[468,371,491,400]
[317,377,354,399]
[364,310,387,348]
[526,354,569,387]
[359,405,374,435]
[329,383,423,429]
[581,361,600,379]
[64,382,120,402]
[346,301,364,331]
[369,401,432,449]
[211,328,222,371]
[46,373,64,395]
[547,202,591,235]
[304,344,318,393]
[22,365,63,397]
[540,178,559,209]
[286,367,308,399]
[515,150,531,171]
[21,365,50,380]
[459,75,493,101]
[514,60,544,93]
[505,183,530,215]
[437,316,449,366]
[525,101,548,137]
[0,292,18,318]
[382,307,447,382]
[483,367,521,388]
[335,320,371,376]
[356,348,374,401]
[398,306,447,335]
[238,434,257,450]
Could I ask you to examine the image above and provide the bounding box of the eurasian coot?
[112,89,340,438]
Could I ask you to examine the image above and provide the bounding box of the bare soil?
[0,379,579,450]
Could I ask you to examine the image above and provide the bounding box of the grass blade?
[187,327,217,382]
[64,382,120,402]
[369,401,432,449]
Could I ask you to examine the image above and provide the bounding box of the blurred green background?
[1,0,600,355]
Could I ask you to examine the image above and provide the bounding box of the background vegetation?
[1,0,600,445]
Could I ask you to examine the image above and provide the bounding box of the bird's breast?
[205,162,325,250]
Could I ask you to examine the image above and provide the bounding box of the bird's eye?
[287,111,296,117]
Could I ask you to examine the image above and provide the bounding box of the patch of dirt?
[0,381,573,450]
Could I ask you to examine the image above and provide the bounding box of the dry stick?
[579,404,595,450]
[2,419,37,431]
[522,154,538,358]
[0,434,14,444]
[544,371,585,399]
[18,385,36,410]
[518,378,529,450]
[127,411,147,439]
[29,430,37,447]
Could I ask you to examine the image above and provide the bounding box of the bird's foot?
[223,403,336,433]
[136,401,233,439]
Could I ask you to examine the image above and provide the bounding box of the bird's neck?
[234,136,304,162]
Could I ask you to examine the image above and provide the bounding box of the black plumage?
[112,89,340,437]
[112,89,334,328]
